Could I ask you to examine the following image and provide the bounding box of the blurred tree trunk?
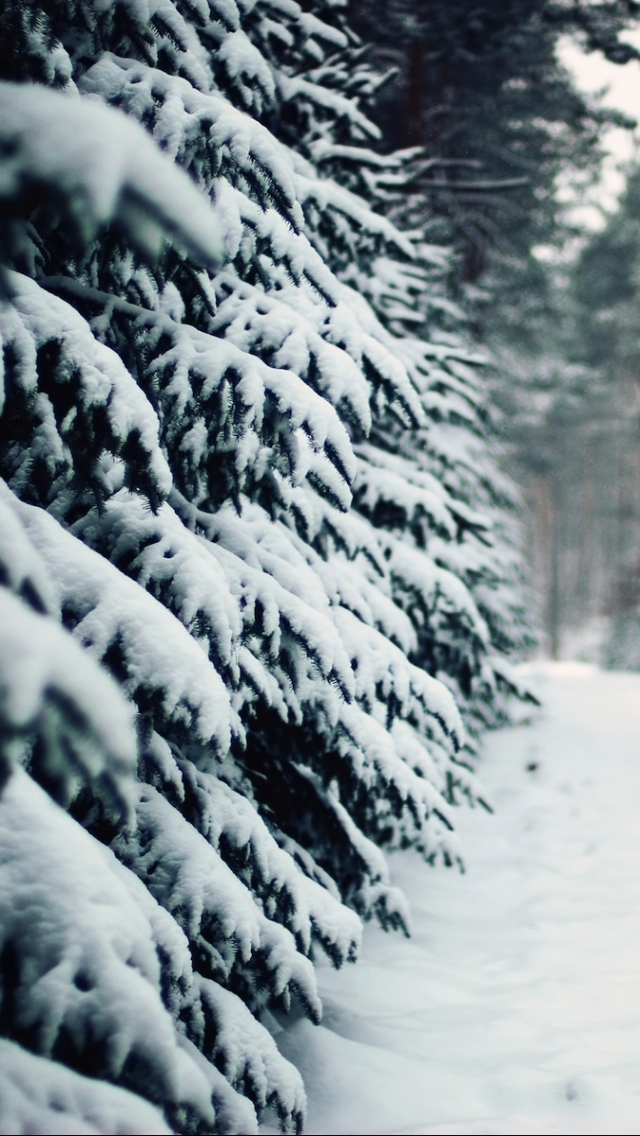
[406,41,425,147]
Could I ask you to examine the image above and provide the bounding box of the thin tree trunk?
[406,41,425,147]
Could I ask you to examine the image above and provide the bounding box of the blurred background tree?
[348,0,640,662]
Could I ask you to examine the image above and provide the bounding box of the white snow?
[0,82,223,264]
[0,770,215,1127]
[0,586,136,808]
[2,274,173,501]
[18,496,236,757]
[0,1038,171,1135]
[268,663,640,1135]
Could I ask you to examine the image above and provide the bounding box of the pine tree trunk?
[406,41,425,147]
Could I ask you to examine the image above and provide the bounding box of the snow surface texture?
[270,663,640,1136]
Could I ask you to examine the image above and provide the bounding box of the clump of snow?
[0,587,136,813]
[1,274,172,506]
[0,770,215,1127]
[0,1038,171,1135]
[18,498,236,758]
[0,81,223,265]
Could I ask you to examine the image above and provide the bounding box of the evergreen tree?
[0,1,532,1132]
[346,1,640,664]
[348,0,640,325]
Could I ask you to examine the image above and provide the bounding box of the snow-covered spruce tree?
[0,2,531,1132]
[268,46,535,737]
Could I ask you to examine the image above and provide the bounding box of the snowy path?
[272,664,640,1135]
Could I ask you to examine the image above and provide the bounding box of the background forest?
[353,0,640,666]
[0,1,639,1134]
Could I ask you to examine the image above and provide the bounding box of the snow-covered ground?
[271,663,640,1135]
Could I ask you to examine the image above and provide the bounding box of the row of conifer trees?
[0,1,532,1132]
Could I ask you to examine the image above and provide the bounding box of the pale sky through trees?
[559,31,640,225]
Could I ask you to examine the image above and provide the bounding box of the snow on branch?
[0,586,136,816]
[0,82,224,269]
[0,1037,171,1136]
[0,770,216,1129]
[16,497,237,759]
[0,273,172,510]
